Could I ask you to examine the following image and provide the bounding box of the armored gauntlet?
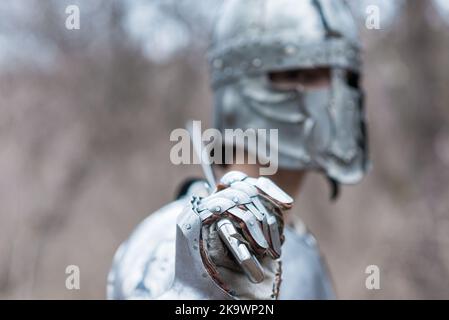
[165,171,293,300]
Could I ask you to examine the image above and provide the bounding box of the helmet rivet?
[232,197,239,203]
[215,206,221,212]
[284,45,296,55]
[252,58,262,68]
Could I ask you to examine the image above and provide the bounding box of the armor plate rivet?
[284,45,296,55]
[252,58,262,68]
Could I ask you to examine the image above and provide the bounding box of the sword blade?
[186,120,217,190]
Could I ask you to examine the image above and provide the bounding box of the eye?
[267,70,302,90]
[267,68,331,90]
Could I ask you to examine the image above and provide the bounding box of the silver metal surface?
[107,172,336,299]
[227,207,269,249]
[209,0,370,184]
[220,171,248,186]
[254,177,294,206]
[186,121,217,191]
[266,212,282,257]
[217,219,265,283]
[107,195,335,299]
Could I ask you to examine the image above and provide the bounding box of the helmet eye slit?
[267,68,331,91]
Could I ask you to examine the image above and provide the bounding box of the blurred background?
[0,0,448,299]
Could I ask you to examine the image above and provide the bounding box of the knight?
[107,0,369,300]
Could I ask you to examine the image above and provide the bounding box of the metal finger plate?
[227,207,268,249]
[217,219,264,283]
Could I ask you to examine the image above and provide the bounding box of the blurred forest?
[0,0,448,299]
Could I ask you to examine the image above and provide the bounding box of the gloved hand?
[190,171,293,299]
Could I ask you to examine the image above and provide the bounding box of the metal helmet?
[208,0,370,188]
